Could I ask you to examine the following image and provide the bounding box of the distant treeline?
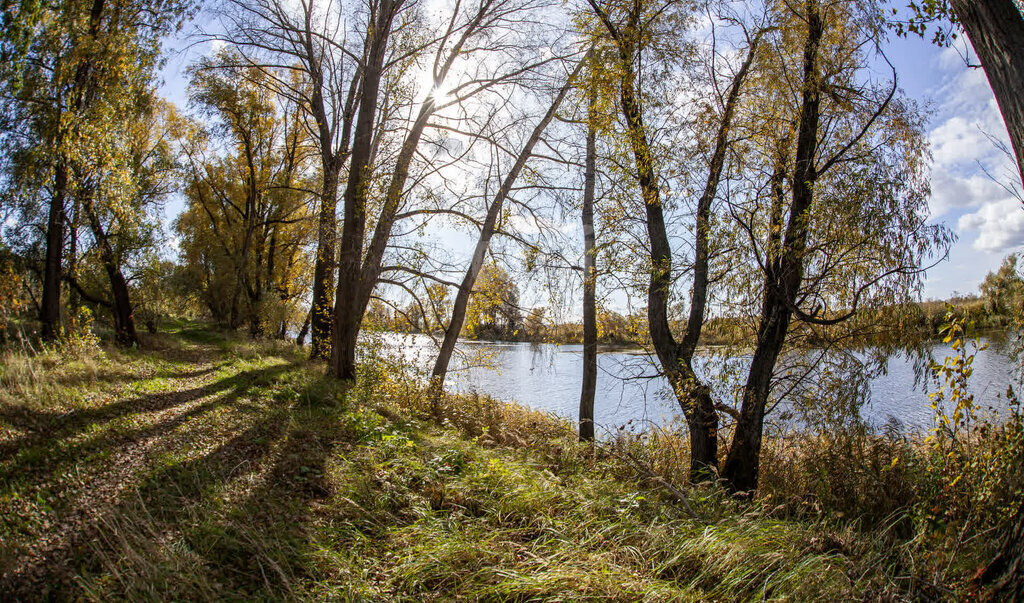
[366,253,1024,349]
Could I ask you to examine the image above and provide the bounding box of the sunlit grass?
[0,323,1013,600]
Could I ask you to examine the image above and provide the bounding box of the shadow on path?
[12,374,354,599]
[0,362,297,463]
[0,359,311,597]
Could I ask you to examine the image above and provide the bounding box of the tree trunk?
[588,0,760,480]
[40,159,68,341]
[721,307,789,493]
[335,100,436,381]
[618,34,719,481]
[430,58,586,399]
[580,82,598,443]
[309,168,339,359]
[105,264,138,347]
[82,192,138,347]
[949,0,1024,189]
[676,35,761,478]
[296,309,311,346]
[332,4,500,381]
[40,0,106,341]
[248,295,263,339]
[67,192,80,309]
[982,498,1024,599]
[330,0,397,381]
[722,0,823,495]
[302,6,360,361]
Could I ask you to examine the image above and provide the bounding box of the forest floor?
[0,323,998,600]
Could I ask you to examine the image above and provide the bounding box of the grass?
[0,322,1012,600]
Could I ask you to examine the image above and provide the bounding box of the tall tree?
[217,0,365,358]
[177,57,314,337]
[330,0,565,380]
[69,95,182,346]
[328,0,404,379]
[0,0,191,341]
[586,0,760,480]
[719,0,948,493]
[579,74,599,442]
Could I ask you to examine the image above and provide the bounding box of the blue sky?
[157,15,1023,304]
[884,33,1023,299]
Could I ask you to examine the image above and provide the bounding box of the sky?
[882,33,1023,299]
[156,10,1024,304]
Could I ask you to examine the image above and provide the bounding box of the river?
[382,333,1021,434]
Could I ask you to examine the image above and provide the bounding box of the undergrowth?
[0,322,1018,600]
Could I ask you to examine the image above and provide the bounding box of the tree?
[586,0,761,480]
[719,0,949,493]
[951,6,1024,592]
[980,253,1024,317]
[216,0,365,358]
[0,0,191,341]
[579,72,599,442]
[587,0,946,489]
[464,262,522,340]
[176,55,314,337]
[329,0,569,380]
[429,56,586,395]
[72,96,182,345]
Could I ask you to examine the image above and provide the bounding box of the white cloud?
[929,170,1009,216]
[935,44,970,72]
[930,115,1001,169]
[924,44,1020,223]
[958,197,1024,252]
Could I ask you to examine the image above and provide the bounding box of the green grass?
[0,324,1006,600]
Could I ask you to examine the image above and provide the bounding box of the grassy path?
[1,328,314,596]
[0,325,980,600]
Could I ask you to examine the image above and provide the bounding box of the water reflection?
[382,333,1020,433]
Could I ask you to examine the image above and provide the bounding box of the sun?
[428,80,453,104]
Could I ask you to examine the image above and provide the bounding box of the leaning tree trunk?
[82,193,139,347]
[333,0,507,382]
[579,83,598,443]
[430,58,586,400]
[949,0,1024,189]
[335,98,434,381]
[618,37,718,480]
[672,34,761,477]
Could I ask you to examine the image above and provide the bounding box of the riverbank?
[0,323,1016,599]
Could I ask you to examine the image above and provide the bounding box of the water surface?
[385,333,1020,433]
